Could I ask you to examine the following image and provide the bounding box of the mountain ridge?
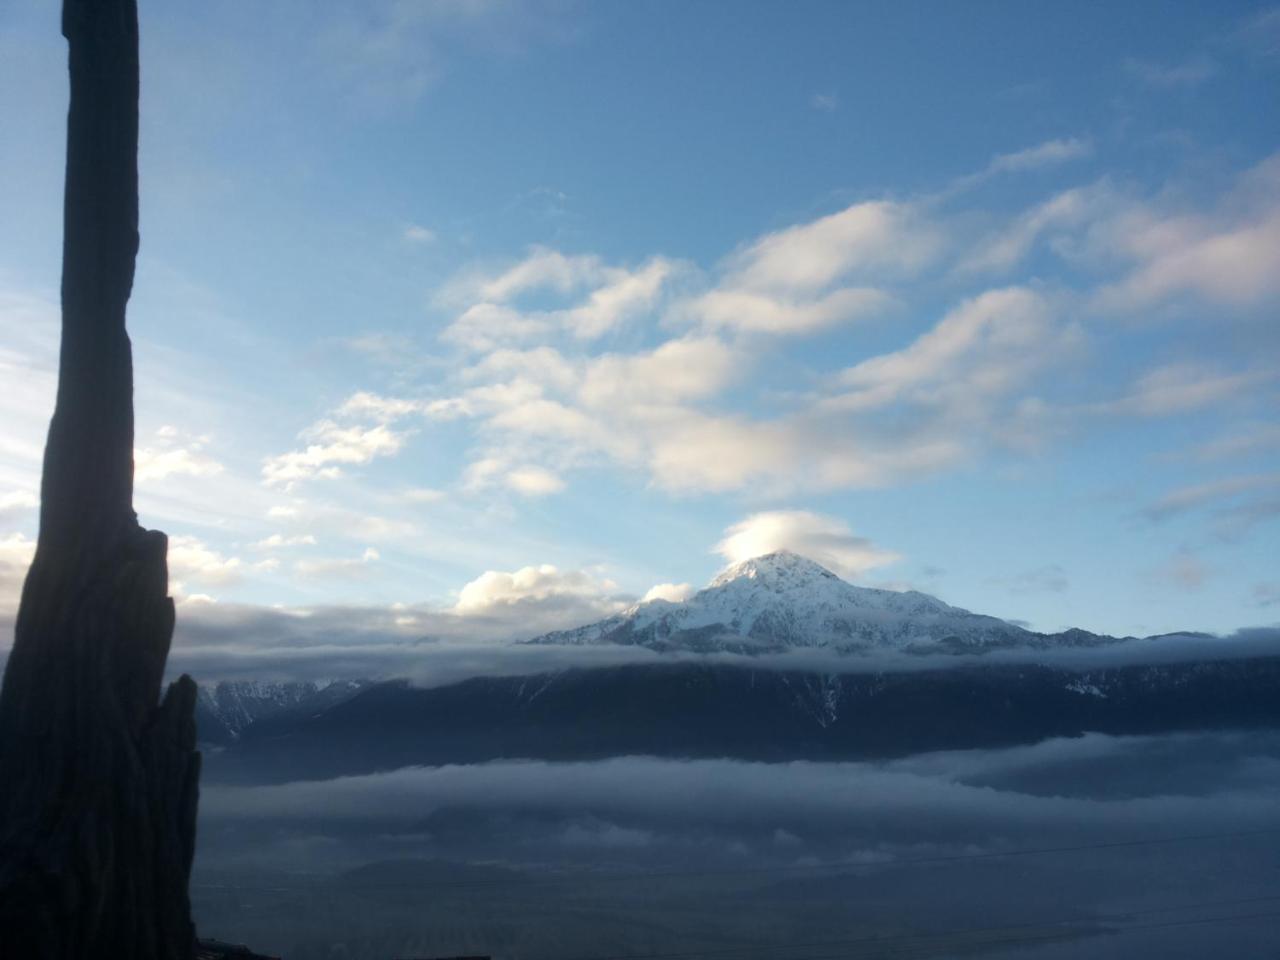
[528,550,1121,655]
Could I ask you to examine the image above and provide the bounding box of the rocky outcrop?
[0,1,200,957]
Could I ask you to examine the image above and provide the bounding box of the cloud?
[1141,473,1280,522]
[559,257,677,339]
[1253,582,1280,608]
[275,152,1276,507]
[503,465,565,496]
[263,420,410,488]
[714,511,900,580]
[1182,423,1280,462]
[462,247,607,304]
[1238,7,1280,57]
[135,425,224,483]
[682,286,892,336]
[168,534,243,591]
[313,0,567,107]
[1092,154,1280,311]
[0,490,37,526]
[129,576,1280,687]
[414,286,1056,497]
[337,392,428,422]
[826,287,1077,414]
[958,184,1108,273]
[399,486,447,504]
[1124,57,1216,88]
[402,223,435,243]
[253,533,318,550]
[294,547,380,579]
[991,564,1070,595]
[985,137,1093,175]
[1149,550,1209,591]
[443,252,680,349]
[721,200,939,295]
[810,92,838,112]
[461,457,567,497]
[1105,363,1268,417]
[641,582,695,604]
[945,138,1094,199]
[0,532,35,623]
[453,564,627,620]
[200,732,1280,852]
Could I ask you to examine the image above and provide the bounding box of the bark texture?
[0,1,200,957]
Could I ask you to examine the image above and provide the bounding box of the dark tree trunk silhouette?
[0,1,200,957]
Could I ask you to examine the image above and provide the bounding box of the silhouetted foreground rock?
[0,2,200,958]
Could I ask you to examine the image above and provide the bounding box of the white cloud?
[578,336,739,408]
[442,302,554,352]
[402,223,435,243]
[504,465,565,496]
[722,200,939,295]
[985,137,1093,175]
[683,286,891,335]
[958,185,1107,273]
[135,426,224,483]
[1141,473,1280,522]
[0,531,35,621]
[560,257,676,339]
[253,533,318,550]
[0,490,38,525]
[473,247,607,303]
[1183,424,1280,462]
[336,392,426,422]
[263,420,409,488]
[442,252,680,349]
[453,563,627,619]
[828,287,1074,414]
[1092,154,1280,311]
[810,92,838,112]
[1124,57,1216,88]
[461,457,565,498]
[168,534,243,588]
[1106,363,1268,417]
[714,511,900,580]
[294,547,380,579]
[641,582,695,604]
[400,486,447,504]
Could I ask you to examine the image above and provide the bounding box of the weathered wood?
[0,1,200,957]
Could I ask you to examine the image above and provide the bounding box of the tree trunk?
[0,1,200,957]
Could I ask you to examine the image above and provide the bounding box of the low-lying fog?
[192,729,1280,959]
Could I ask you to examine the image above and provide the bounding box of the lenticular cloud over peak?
[713,510,900,581]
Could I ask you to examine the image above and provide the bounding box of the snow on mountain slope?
[197,678,370,740]
[528,551,1114,655]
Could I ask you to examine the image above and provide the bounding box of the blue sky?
[1,0,1278,645]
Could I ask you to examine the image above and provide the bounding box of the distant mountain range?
[202,658,1280,785]
[196,679,370,744]
[195,550,1280,784]
[528,551,1147,654]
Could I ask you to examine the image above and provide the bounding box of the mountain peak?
[708,550,840,589]
[528,547,1072,655]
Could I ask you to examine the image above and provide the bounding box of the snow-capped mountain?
[196,678,370,742]
[528,550,1115,654]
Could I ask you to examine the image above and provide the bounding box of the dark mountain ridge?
[204,655,1280,785]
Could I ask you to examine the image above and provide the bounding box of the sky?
[1,0,1278,646]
